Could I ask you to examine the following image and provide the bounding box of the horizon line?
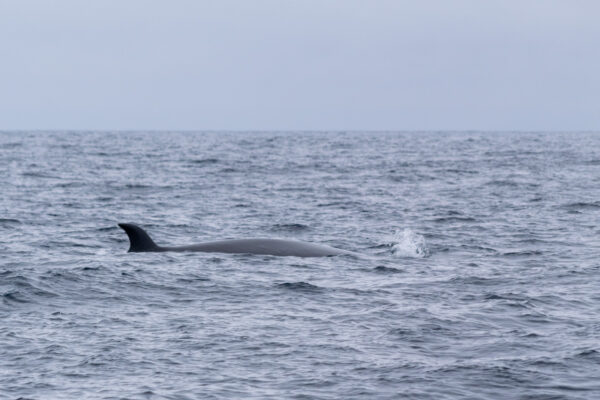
[1,129,599,134]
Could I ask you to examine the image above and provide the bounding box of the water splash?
[388,229,429,258]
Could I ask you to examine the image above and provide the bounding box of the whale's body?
[118,223,354,257]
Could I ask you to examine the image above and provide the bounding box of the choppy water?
[1,131,600,399]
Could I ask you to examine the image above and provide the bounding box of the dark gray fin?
[118,223,160,252]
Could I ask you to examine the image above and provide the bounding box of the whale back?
[118,223,160,252]
[117,223,355,257]
[171,238,348,257]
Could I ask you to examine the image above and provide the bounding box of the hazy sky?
[1,1,599,130]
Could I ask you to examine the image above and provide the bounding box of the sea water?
[1,131,599,399]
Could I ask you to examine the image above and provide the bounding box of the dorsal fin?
[118,223,160,252]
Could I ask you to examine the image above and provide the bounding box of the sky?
[1,0,599,131]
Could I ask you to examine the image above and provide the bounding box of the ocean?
[1,131,599,399]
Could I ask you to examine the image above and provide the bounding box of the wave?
[276,282,323,292]
[190,158,219,164]
[270,223,310,232]
[433,216,477,223]
[562,201,600,210]
[500,250,544,257]
[2,276,59,306]
[0,218,21,225]
[21,171,57,179]
[0,141,22,148]
[373,266,404,274]
[485,179,519,187]
[583,159,600,165]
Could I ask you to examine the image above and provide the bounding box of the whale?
[118,223,356,257]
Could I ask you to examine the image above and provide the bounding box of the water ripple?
[1,131,599,399]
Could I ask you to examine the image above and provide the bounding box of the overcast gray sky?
[1,0,598,130]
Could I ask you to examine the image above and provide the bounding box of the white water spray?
[389,228,429,258]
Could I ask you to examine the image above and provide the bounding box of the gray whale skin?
[118,223,355,257]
